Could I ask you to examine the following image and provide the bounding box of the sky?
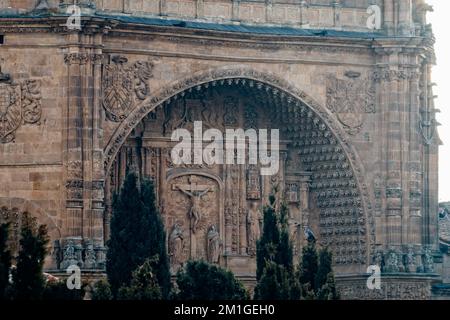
[427,1,450,201]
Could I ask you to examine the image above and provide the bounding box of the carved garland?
[102,66,376,263]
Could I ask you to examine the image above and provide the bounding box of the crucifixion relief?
[172,175,215,259]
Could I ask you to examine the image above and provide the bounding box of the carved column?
[384,0,395,35]
[332,1,342,30]
[398,0,413,36]
[299,0,309,28]
[232,0,240,22]
[265,0,273,24]
[195,0,204,19]
[407,52,422,246]
[160,0,167,16]
[62,24,107,270]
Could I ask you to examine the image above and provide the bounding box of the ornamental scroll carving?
[102,56,154,122]
[326,72,375,135]
[0,68,42,143]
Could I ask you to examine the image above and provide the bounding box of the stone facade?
[0,0,443,299]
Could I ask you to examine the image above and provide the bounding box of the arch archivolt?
[103,65,375,269]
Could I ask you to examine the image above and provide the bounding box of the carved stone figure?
[84,242,97,269]
[247,202,262,255]
[61,240,79,269]
[169,223,184,270]
[372,250,384,270]
[423,246,434,273]
[246,165,261,200]
[404,245,416,273]
[384,249,400,273]
[223,96,238,126]
[207,225,221,264]
[175,177,213,234]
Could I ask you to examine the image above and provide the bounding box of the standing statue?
[423,246,434,273]
[246,202,262,255]
[384,248,399,273]
[207,225,221,264]
[404,245,416,273]
[177,186,211,234]
[169,223,184,271]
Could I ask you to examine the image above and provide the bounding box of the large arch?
[103,65,375,272]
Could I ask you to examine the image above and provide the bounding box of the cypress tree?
[106,172,170,298]
[141,178,171,298]
[12,214,49,300]
[0,223,11,299]
[255,195,298,299]
[298,241,318,299]
[316,247,339,300]
[256,194,280,280]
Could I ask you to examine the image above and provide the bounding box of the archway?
[103,65,374,274]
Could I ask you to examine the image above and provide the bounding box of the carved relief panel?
[165,174,222,272]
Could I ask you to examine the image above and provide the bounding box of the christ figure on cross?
[176,178,212,234]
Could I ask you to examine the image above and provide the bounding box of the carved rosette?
[0,70,42,143]
[102,56,153,122]
[326,72,375,135]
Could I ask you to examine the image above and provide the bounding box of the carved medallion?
[102,56,153,122]
[326,73,375,135]
[0,68,42,143]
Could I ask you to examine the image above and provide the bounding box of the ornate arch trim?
[103,65,375,264]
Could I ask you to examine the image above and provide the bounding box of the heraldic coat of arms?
[0,67,42,144]
[326,72,375,135]
[102,55,153,122]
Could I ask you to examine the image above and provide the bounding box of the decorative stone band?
[372,68,421,83]
[336,273,440,300]
[64,53,104,65]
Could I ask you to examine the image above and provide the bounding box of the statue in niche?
[286,183,299,203]
[84,242,97,269]
[61,240,79,269]
[207,225,221,264]
[404,245,416,273]
[169,223,185,270]
[423,246,434,273]
[247,202,262,255]
[246,165,261,200]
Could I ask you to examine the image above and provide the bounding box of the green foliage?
[11,214,49,300]
[117,258,162,300]
[141,178,171,298]
[298,242,339,300]
[91,280,113,301]
[254,260,298,300]
[176,260,249,300]
[106,173,170,298]
[299,242,318,297]
[255,195,297,300]
[42,280,84,300]
[0,223,12,299]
